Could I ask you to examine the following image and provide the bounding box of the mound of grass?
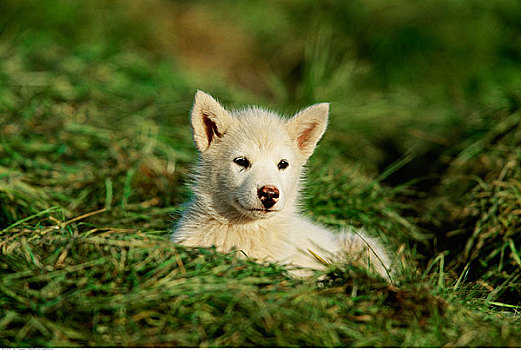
[1,211,520,347]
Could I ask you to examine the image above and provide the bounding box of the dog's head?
[190,90,328,222]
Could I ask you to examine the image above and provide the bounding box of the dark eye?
[233,157,250,168]
[278,159,289,170]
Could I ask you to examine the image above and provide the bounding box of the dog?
[172,90,392,279]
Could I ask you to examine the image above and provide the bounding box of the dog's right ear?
[286,103,329,160]
[190,90,234,152]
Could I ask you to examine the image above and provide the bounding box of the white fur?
[173,91,393,279]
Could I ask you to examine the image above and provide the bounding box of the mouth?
[235,199,277,213]
[248,208,278,213]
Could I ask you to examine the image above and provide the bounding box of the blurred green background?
[1,0,521,346]
[3,0,520,174]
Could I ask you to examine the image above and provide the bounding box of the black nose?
[257,185,280,209]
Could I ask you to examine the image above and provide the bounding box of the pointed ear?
[190,90,234,152]
[286,103,329,160]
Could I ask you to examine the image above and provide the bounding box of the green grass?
[1,0,521,347]
[1,213,519,347]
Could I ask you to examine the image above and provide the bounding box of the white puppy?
[173,91,392,279]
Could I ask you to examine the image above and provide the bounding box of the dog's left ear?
[286,103,329,160]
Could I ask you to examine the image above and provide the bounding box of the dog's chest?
[175,216,329,270]
[210,223,291,261]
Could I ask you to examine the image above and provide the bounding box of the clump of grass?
[0,166,52,225]
[307,151,427,242]
[423,110,521,305]
[0,31,198,229]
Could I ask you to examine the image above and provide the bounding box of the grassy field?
[1,0,521,346]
